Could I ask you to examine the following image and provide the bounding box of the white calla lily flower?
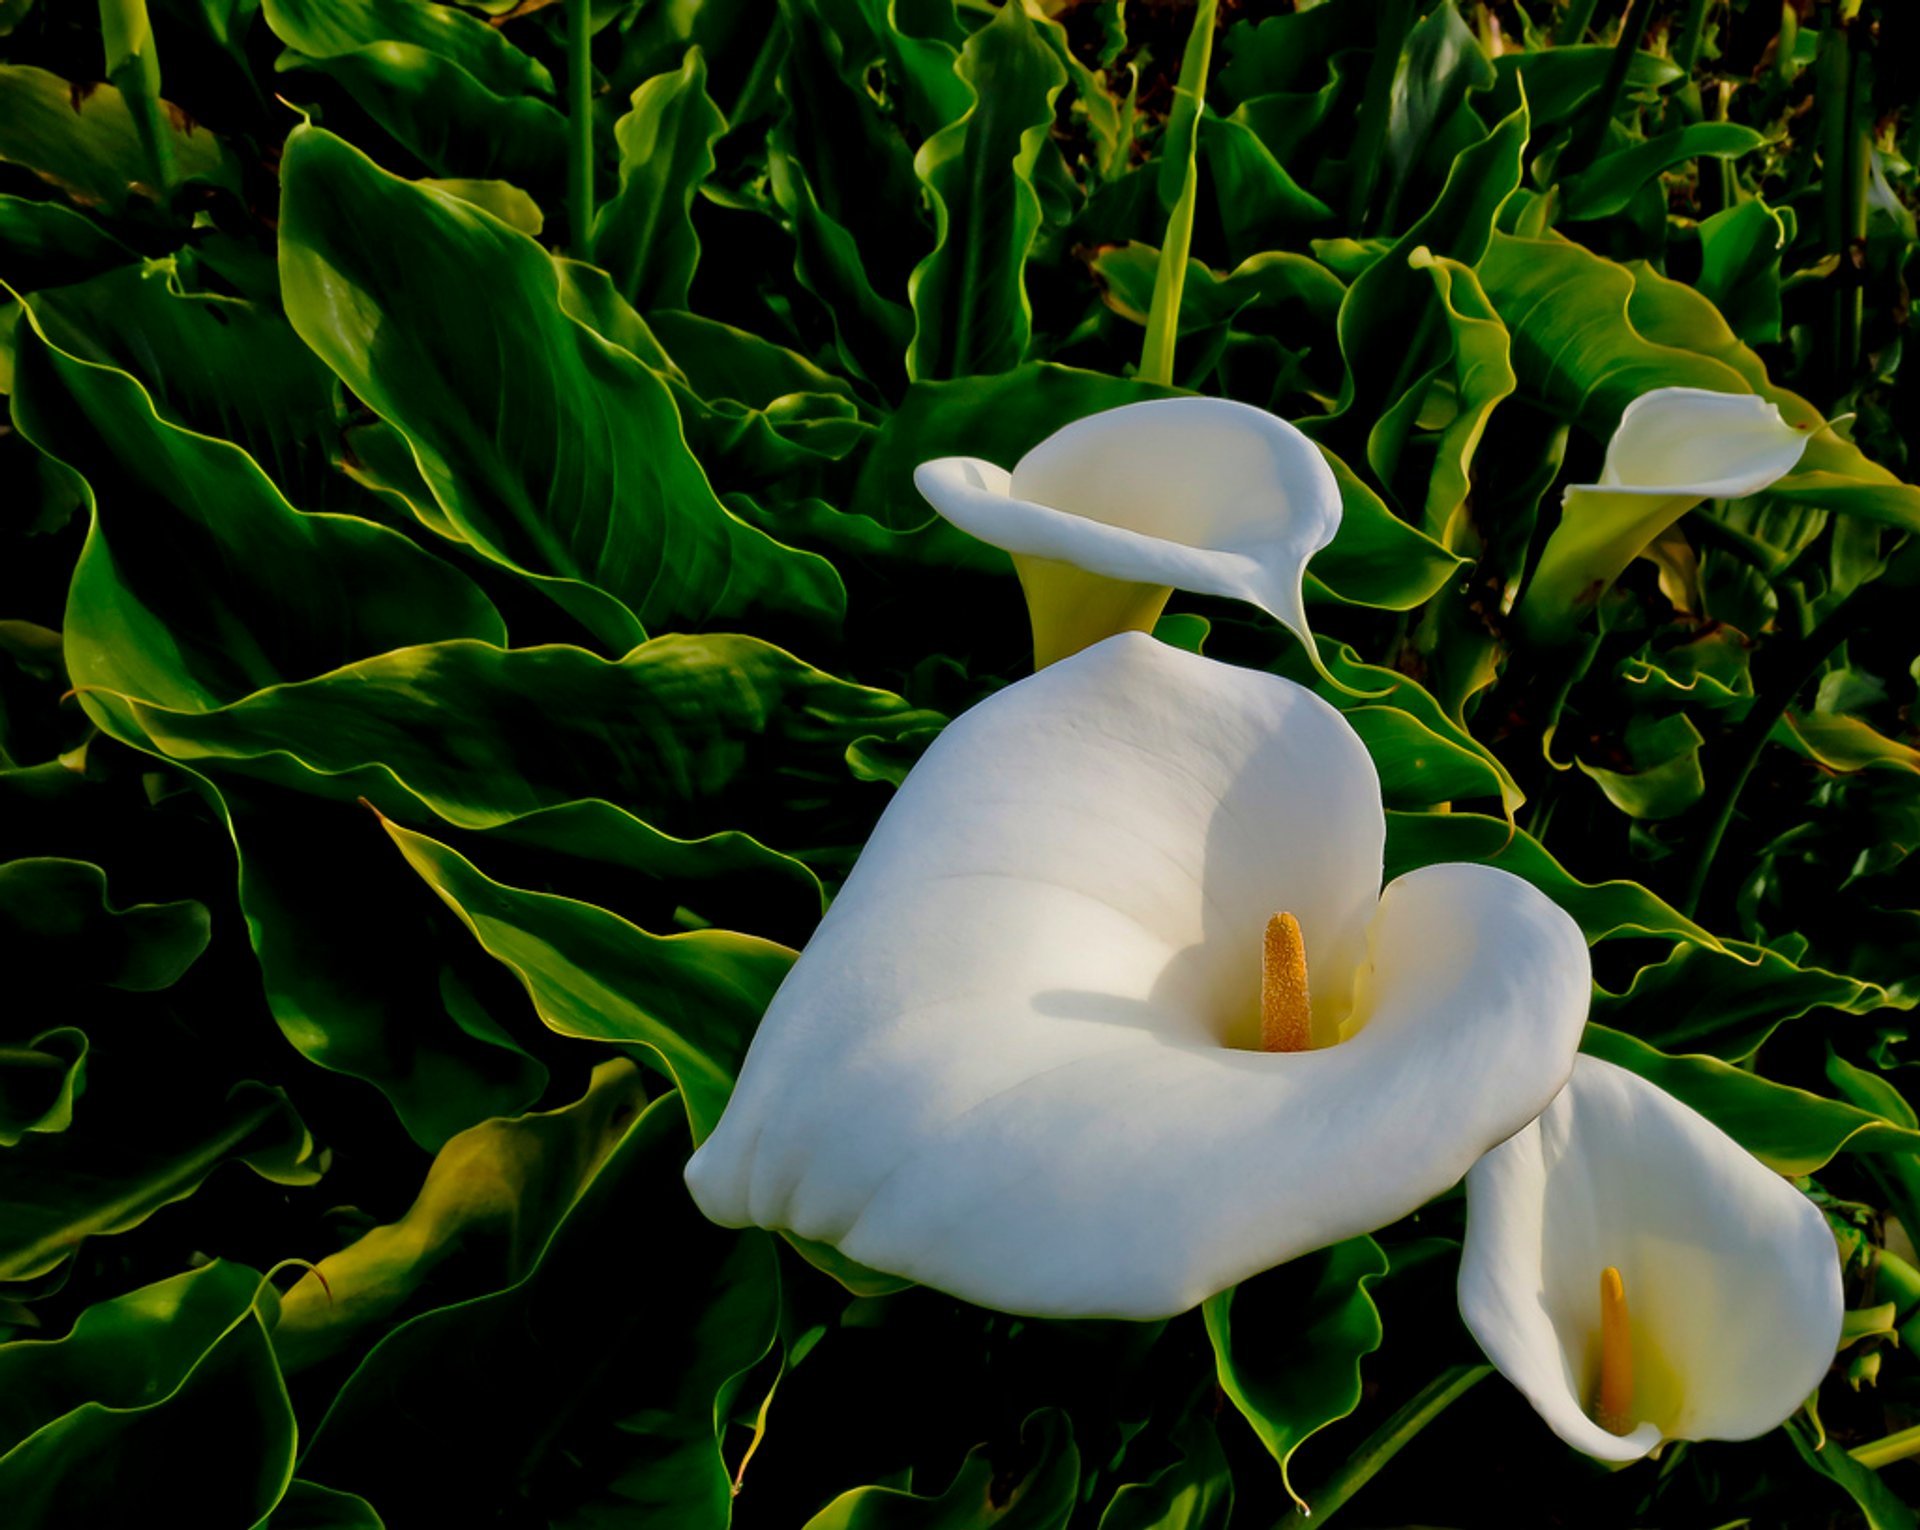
[686,634,1590,1319]
[1460,1055,1842,1463]
[1520,387,1810,642]
[913,398,1341,670]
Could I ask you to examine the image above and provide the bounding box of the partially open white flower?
[1459,1055,1842,1462]
[1520,388,1809,642]
[913,398,1340,670]
[686,634,1589,1319]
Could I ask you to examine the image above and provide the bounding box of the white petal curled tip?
[1593,388,1809,499]
[912,398,1341,651]
[686,633,1590,1319]
[1460,1055,1842,1464]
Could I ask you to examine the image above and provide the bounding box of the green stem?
[566,0,595,256]
[1556,0,1601,44]
[1850,1422,1920,1472]
[1567,0,1655,173]
[1272,1364,1492,1530]
[99,0,175,200]
[1817,13,1869,397]
[1139,0,1216,387]
[1344,0,1416,230]
[1674,0,1714,72]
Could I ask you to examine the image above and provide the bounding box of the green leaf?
[1584,1027,1920,1175]
[260,0,552,96]
[419,176,543,235]
[279,126,843,648]
[0,65,232,213]
[1307,444,1466,611]
[1558,123,1766,221]
[0,856,207,991]
[1380,0,1495,226]
[0,196,134,293]
[265,1481,387,1529]
[26,259,358,515]
[1384,810,1723,948]
[1096,1417,1232,1530]
[1333,98,1527,429]
[0,1028,86,1147]
[273,41,567,187]
[1774,709,1920,776]
[273,1058,649,1373]
[385,819,793,1141]
[0,1263,297,1528]
[302,1092,780,1528]
[0,1079,319,1282]
[1576,712,1707,821]
[90,633,930,858]
[805,1408,1080,1529]
[594,48,726,312]
[1199,115,1333,265]
[206,777,551,1152]
[1595,939,1905,1063]
[1204,1237,1387,1513]
[907,0,1065,381]
[1788,1416,1920,1530]
[8,299,505,714]
[1695,197,1788,346]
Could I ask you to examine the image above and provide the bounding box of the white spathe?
[1520,388,1810,640]
[686,634,1591,1319]
[913,398,1340,667]
[1459,1055,1842,1463]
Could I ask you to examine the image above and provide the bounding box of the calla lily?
[913,398,1340,671]
[1518,387,1810,643]
[686,633,1590,1319]
[1459,1055,1842,1463]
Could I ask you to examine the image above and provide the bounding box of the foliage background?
[3,0,1920,1523]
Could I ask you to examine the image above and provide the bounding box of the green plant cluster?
[2,0,1919,1524]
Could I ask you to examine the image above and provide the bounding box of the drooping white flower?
[686,634,1589,1319]
[913,398,1341,669]
[1519,388,1810,642]
[1459,1054,1842,1462]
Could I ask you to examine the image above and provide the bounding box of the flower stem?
[1817,13,1869,396]
[1140,0,1217,387]
[1850,1422,1920,1472]
[1271,1364,1492,1529]
[99,0,175,201]
[1567,0,1655,174]
[566,0,595,256]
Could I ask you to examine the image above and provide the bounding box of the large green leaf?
[0,856,207,992]
[1584,1027,1920,1175]
[0,65,232,213]
[273,42,567,187]
[594,48,726,312]
[8,299,504,713]
[805,1409,1080,1529]
[0,1078,319,1283]
[278,126,843,647]
[0,196,134,292]
[1557,123,1766,221]
[385,820,793,1140]
[274,1058,648,1373]
[906,0,1065,381]
[1383,810,1723,948]
[1595,938,1906,1063]
[301,1092,780,1528]
[0,1262,296,1528]
[26,259,355,514]
[1203,1237,1387,1513]
[91,633,931,857]
[260,0,551,96]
